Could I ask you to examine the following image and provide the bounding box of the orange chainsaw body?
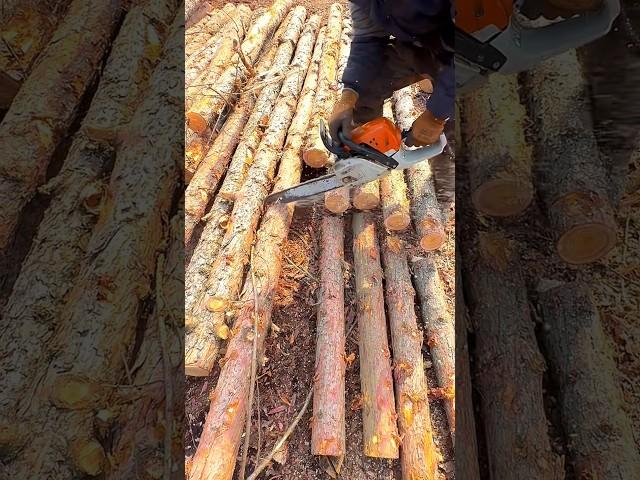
[349,117,402,154]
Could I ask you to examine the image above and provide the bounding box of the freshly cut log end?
[325,187,350,214]
[185,342,221,377]
[352,180,380,210]
[418,218,446,251]
[471,179,534,217]
[384,212,411,232]
[69,438,106,476]
[303,147,330,168]
[186,111,208,134]
[184,364,210,377]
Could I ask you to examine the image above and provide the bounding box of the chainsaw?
[264,117,447,206]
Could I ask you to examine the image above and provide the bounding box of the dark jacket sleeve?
[426,62,454,120]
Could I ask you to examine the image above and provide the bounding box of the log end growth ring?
[557,223,617,264]
[186,111,208,134]
[353,192,379,210]
[384,213,411,232]
[303,147,330,168]
[471,179,533,217]
[185,364,210,377]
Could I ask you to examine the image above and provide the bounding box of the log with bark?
[185,12,318,377]
[466,232,564,480]
[525,50,616,264]
[0,0,72,108]
[0,0,178,438]
[325,185,351,214]
[380,170,411,231]
[539,282,640,478]
[185,0,209,27]
[184,9,301,246]
[392,87,446,250]
[352,212,399,459]
[303,3,343,168]
[0,0,126,254]
[186,0,295,134]
[463,74,533,216]
[187,17,322,479]
[382,235,439,479]
[186,3,235,58]
[312,214,346,456]
[3,13,183,478]
[411,254,455,437]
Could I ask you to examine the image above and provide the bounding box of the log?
[0,1,73,108]
[525,50,616,264]
[352,212,399,459]
[186,4,236,58]
[4,14,184,478]
[324,185,351,214]
[382,235,438,479]
[0,0,178,434]
[185,12,318,377]
[466,232,564,480]
[392,87,446,250]
[303,3,343,168]
[311,214,346,456]
[380,170,411,231]
[184,10,301,247]
[185,0,210,27]
[186,0,295,134]
[187,17,322,479]
[463,74,533,216]
[0,0,125,254]
[352,180,380,210]
[411,255,455,436]
[539,282,640,478]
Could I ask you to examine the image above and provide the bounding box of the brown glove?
[406,109,446,147]
[328,88,358,143]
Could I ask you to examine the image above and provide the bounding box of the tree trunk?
[186,4,236,58]
[0,0,73,108]
[411,254,455,437]
[352,212,399,459]
[185,12,318,377]
[303,3,343,168]
[539,282,640,478]
[524,50,616,264]
[188,19,321,478]
[4,13,183,478]
[312,214,346,456]
[184,10,300,247]
[463,74,533,216]
[0,0,178,437]
[352,180,380,210]
[382,235,439,480]
[466,232,564,480]
[380,170,411,231]
[325,186,351,214]
[392,87,446,250]
[186,0,295,134]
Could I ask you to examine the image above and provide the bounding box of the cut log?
[382,235,438,480]
[0,0,125,254]
[185,12,318,377]
[463,74,533,216]
[380,170,411,231]
[186,0,295,134]
[186,4,236,58]
[4,12,183,479]
[184,10,301,248]
[466,232,564,480]
[311,214,346,456]
[187,17,322,479]
[525,50,616,264]
[392,87,446,250]
[0,1,73,108]
[352,180,380,210]
[411,255,455,436]
[352,212,399,459]
[303,3,343,168]
[325,185,351,214]
[0,0,177,431]
[539,282,640,478]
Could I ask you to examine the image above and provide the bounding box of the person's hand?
[328,88,358,143]
[405,109,446,147]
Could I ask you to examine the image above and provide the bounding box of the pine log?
[464,74,533,216]
[539,282,640,478]
[352,212,400,459]
[0,1,72,108]
[185,0,208,26]
[185,12,318,377]
[0,0,125,254]
[303,3,343,168]
[184,10,300,247]
[466,232,564,480]
[392,87,446,250]
[4,15,184,479]
[186,4,235,58]
[186,0,295,134]
[411,255,455,436]
[525,50,616,264]
[0,0,178,435]
[382,235,438,479]
[352,180,380,210]
[187,18,321,479]
[325,185,351,214]
[311,214,346,456]
[380,170,411,231]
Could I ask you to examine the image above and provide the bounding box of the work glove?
[328,88,358,143]
[405,109,446,147]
